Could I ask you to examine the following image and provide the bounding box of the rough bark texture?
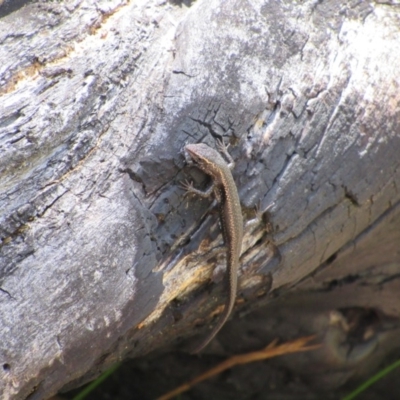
[1,0,400,399]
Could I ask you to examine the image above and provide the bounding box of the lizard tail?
[190,277,237,354]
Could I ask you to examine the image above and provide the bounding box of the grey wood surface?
[1,0,400,399]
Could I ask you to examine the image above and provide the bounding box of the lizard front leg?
[216,139,235,170]
[180,180,215,198]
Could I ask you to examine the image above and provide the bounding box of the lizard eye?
[193,156,203,164]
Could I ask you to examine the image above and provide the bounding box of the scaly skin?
[182,141,243,353]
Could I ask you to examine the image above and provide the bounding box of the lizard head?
[184,143,226,178]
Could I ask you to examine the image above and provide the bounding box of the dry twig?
[157,335,320,400]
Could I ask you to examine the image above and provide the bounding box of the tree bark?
[1,0,400,399]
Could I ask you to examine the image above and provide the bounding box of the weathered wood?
[1,0,400,398]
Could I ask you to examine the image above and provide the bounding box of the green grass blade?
[342,358,400,400]
[72,362,121,400]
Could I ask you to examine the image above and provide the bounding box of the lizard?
[181,140,243,353]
